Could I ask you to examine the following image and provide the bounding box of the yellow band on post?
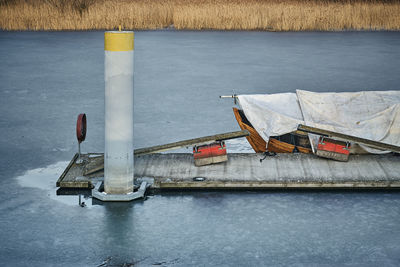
[104,32,134,51]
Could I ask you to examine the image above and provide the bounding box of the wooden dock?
[57,153,104,188]
[57,152,400,190]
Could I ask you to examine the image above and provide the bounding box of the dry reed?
[1,0,399,31]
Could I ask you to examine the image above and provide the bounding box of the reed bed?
[1,0,399,31]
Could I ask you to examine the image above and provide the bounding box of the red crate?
[316,137,350,161]
[193,142,227,166]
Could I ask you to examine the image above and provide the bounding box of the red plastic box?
[193,142,228,166]
[316,137,350,162]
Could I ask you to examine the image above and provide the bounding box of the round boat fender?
[76,113,87,144]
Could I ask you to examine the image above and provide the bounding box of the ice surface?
[16,161,92,206]
[225,137,254,153]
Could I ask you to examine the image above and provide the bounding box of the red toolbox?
[193,141,228,166]
[316,137,350,162]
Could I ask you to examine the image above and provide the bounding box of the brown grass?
[1,0,400,31]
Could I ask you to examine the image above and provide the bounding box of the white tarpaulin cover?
[238,90,400,154]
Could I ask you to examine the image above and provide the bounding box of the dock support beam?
[103,30,134,197]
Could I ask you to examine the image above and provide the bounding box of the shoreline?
[1,0,400,32]
[1,28,400,33]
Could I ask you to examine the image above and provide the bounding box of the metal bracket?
[260,151,276,162]
[219,94,238,105]
[91,181,147,202]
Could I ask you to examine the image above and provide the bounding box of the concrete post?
[104,31,134,194]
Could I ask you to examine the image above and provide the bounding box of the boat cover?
[238,90,400,153]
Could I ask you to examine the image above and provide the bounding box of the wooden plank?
[158,181,400,189]
[298,124,400,153]
[56,153,78,187]
[134,130,249,155]
[84,164,104,176]
[83,130,250,175]
[59,180,90,188]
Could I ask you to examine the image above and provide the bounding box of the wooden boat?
[233,108,312,154]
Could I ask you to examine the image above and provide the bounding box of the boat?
[228,90,400,155]
[233,107,312,153]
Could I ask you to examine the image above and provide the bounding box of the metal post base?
[91,181,147,202]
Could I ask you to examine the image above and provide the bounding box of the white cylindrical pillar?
[104,31,134,194]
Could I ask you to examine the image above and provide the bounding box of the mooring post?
[104,30,134,195]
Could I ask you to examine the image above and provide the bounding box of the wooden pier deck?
[57,153,400,190]
[57,153,104,188]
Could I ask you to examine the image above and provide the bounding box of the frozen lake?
[1,31,400,266]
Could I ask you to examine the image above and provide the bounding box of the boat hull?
[233,108,312,154]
